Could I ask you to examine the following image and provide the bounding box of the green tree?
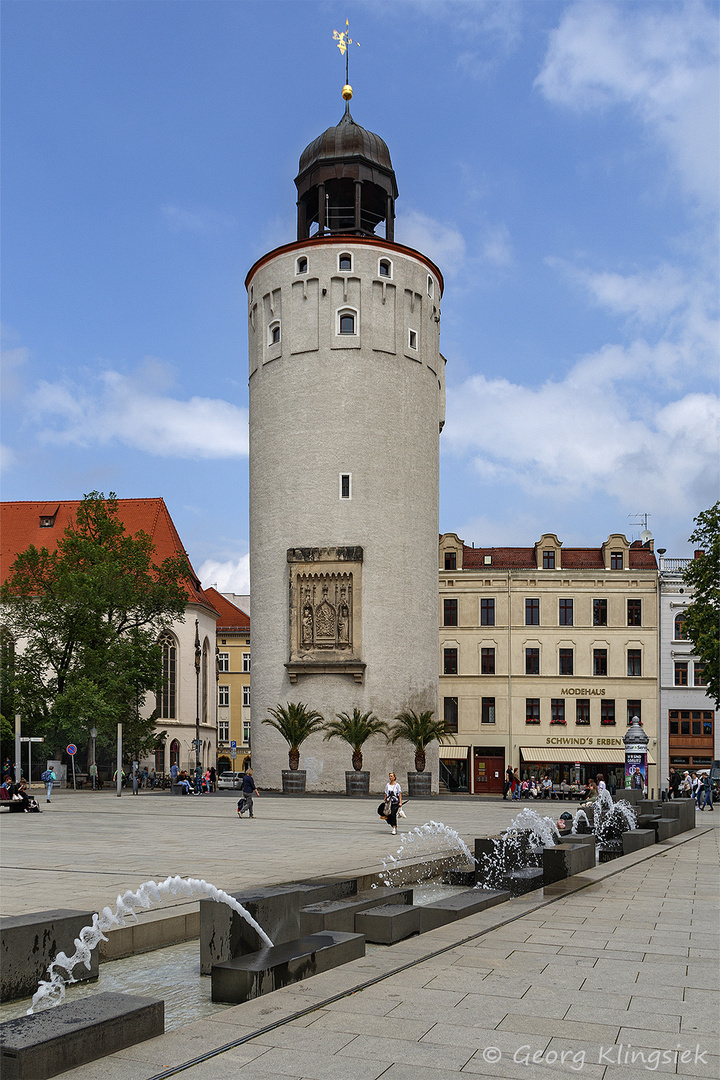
[322,708,389,771]
[682,501,720,708]
[1,492,189,760]
[388,709,454,773]
[262,702,325,771]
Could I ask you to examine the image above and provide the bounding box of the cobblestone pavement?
[1,792,717,1079]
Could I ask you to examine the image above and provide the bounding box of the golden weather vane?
[333,19,359,96]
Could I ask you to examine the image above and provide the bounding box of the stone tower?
[247,89,446,791]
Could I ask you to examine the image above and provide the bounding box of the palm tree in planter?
[262,702,324,793]
[388,709,455,797]
[322,708,389,795]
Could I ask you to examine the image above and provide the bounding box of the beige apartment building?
[439,532,659,796]
[205,588,251,773]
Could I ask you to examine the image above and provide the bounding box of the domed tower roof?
[295,99,398,242]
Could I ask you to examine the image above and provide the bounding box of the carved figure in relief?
[338,585,350,645]
[301,589,314,647]
[315,583,336,642]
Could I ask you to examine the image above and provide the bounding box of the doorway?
[474,750,505,794]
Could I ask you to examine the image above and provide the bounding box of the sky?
[2,0,718,592]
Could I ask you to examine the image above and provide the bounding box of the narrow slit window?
[340,473,351,499]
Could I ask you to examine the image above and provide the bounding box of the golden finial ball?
[342,84,353,101]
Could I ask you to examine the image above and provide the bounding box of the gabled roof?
[205,588,250,632]
[0,499,217,612]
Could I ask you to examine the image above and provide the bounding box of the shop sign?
[544,736,624,746]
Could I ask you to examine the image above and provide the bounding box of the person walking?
[89,762,98,790]
[503,766,513,800]
[699,771,713,811]
[42,766,56,803]
[237,768,259,818]
[378,772,402,834]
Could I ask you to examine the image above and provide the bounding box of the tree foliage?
[322,708,389,771]
[388,709,453,773]
[1,492,190,759]
[262,701,325,770]
[682,501,720,708]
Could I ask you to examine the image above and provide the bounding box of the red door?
[474,753,505,794]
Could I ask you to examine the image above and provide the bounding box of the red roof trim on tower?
[245,235,444,296]
[0,499,218,613]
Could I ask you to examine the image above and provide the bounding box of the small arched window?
[674,611,687,640]
[339,253,352,271]
[296,256,308,274]
[269,321,281,345]
[379,259,392,278]
[339,313,356,335]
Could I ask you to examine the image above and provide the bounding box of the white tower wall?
[247,237,445,791]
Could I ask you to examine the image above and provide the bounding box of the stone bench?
[543,840,596,886]
[355,904,421,944]
[622,828,656,854]
[211,931,365,1004]
[299,887,413,935]
[418,889,509,933]
[503,867,545,896]
[0,992,163,1080]
[661,800,696,831]
[1,909,98,1003]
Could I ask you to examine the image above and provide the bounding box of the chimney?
[694,550,704,559]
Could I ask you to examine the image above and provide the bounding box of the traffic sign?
[67,744,77,756]
[230,749,237,759]
[20,737,44,742]
[230,740,237,749]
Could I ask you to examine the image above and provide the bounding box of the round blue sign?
[67,744,77,755]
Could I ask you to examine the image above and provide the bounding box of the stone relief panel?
[287,547,364,683]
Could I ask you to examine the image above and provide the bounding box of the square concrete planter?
[407,771,432,797]
[345,771,370,796]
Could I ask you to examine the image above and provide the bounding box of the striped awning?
[585,748,656,765]
[439,745,470,759]
[520,747,585,763]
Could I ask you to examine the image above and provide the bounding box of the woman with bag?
[377,772,402,835]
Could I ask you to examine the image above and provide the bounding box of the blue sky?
[2,0,718,590]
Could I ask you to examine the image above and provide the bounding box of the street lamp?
[90,727,97,789]
[194,619,202,791]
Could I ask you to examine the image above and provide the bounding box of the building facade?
[206,588,252,773]
[1,499,218,778]
[439,531,659,795]
[247,89,445,791]
[657,554,718,787]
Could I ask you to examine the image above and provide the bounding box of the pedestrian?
[541,774,553,800]
[149,768,156,790]
[699,772,713,811]
[503,765,513,800]
[596,774,607,793]
[41,766,56,803]
[204,769,211,794]
[237,768,259,818]
[209,766,217,793]
[511,768,521,800]
[377,771,402,834]
[89,762,98,790]
[680,771,692,797]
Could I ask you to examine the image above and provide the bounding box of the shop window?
[674,662,688,686]
[680,720,690,735]
[670,720,679,735]
[576,699,590,725]
[627,598,642,626]
[627,649,642,677]
[559,598,573,626]
[481,647,495,675]
[593,598,607,626]
[551,699,566,725]
[692,720,701,735]
[481,598,495,626]
[526,698,540,724]
[443,598,458,626]
[525,648,539,675]
[444,697,458,733]
[443,647,458,675]
[601,700,616,725]
[444,551,456,571]
[703,718,713,736]
[627,701,641,725]
[481,697,495,724]
[593,649,607,676]
[559,648,573,676]
[525,598,539,625]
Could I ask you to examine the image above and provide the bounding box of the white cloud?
[535,2,720,206]
[444,354,720,517]
[199,555,250,594]
[396,209,467,275]
[0,443,17,474]
[29,366,248,459]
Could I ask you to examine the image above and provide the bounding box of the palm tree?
[262,702,325,771]
[322,708,389,771]
[388,709,453,773]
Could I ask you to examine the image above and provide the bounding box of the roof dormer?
[535,533,562,570]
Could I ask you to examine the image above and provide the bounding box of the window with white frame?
[242,720,251,745]
[242,652,251,672]
[337,308,357,336]
[242,685,251,707]
[296,256,308,274]
[338,253,352,271]
[268,320,281,345]
[218,685,230,707]
[378,258,392,278]
[218,719,229,742]
[218,652,229,672]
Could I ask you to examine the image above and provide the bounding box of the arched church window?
[157,631,177,720]
[201,638,209,724]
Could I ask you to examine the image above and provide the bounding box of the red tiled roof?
[462,544,656,570]
[0,499,217,611]
[205,588,250,632]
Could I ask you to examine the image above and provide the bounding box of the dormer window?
[542,550,555,569]
[379,259,392,278]
[339,253,352,271]
[296,257,308,274]
[611,551,624,570]
[39,516,54,528]
[269,321,281,345]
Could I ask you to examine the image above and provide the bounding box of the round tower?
[247,90,446,791]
